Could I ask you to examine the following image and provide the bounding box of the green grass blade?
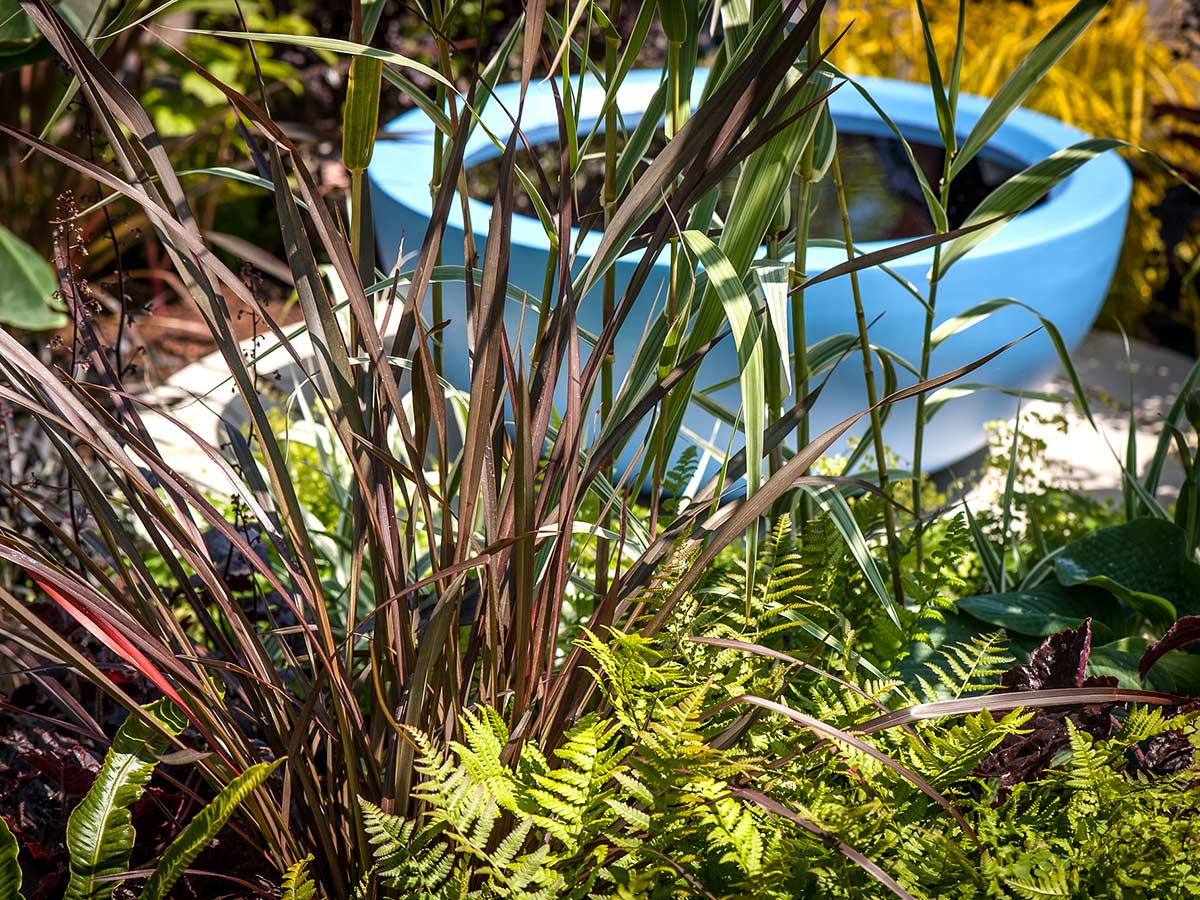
[913,0,955,153]
[681,230,766,499]
[808,484,901,628]
[178,30,454,92]
[824,66,946,230]
[949,0,1109,180]
[65,700,188,900]
[938,138,1123,276]
[1143,356,1200,501]
[0,815,23,900]
[929,296,1096,426]
[138,760,281,900]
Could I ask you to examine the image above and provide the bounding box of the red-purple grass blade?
[712,694,980,846]
[854,687,1186,735]
[730,788,917,900]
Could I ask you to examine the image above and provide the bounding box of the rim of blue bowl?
[368,70,1132,270]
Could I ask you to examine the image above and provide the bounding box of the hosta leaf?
[1140,616,1200,680]
[0,815,23,900]
[138,759,280,900]
[1055,519,1200,624]
[64,699,187,900]
[957,582,1121,639]
[0,225,67,331]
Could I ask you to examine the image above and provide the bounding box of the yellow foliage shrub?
[828,0,1200,349]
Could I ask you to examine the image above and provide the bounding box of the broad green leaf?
[949,0,1109,179]
[0,225,67,331]
[64,699,188,900]
[138,760,281,900]
[0,814,22,900]
[1054,519,1200,625]
[0,0,40,56]
[938,139,1123,276]
[957,581,1121,638]
[1086,638,1200,692]
[1,0,95,68]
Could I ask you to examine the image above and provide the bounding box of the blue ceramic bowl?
[369,71,1131,478]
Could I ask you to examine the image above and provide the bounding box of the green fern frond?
[919,632,1012,700]
[1006,866,1073,898]
[361,800,458,898]
[281,855,316,900]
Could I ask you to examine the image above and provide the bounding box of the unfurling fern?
[281,855,317,900]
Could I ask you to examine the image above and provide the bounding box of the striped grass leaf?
[928,295,1096,426]
[922,382,1071,421]
[752,262,792,394]
[937,138,1124,276]
[681,229,767,498]
[912,0,955,154]
[643,333,1034,631]
[1143,356,1200,502]
[824,65,947,230]
[805,484,901,628]
[949,0,1110,179]
[174,29,454,93]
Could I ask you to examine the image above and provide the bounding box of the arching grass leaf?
[949,0,1110,180]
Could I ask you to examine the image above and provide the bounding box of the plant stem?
[832,152,906,606]
[597,0,622,603]
[912,153,956,571]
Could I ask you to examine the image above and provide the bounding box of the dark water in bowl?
[467,130,1042,243]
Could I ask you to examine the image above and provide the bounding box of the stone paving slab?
[965,331,1195,508]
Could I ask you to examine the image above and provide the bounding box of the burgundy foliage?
[975,620,1121,790]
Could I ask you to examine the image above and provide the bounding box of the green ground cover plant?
[0,0,1197,897]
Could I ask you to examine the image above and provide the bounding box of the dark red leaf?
[1000,619,1093,690]
[1139,615,1200,679]
[976,620,1122,789]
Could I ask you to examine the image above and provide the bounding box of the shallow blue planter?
[369,72,1131,479]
